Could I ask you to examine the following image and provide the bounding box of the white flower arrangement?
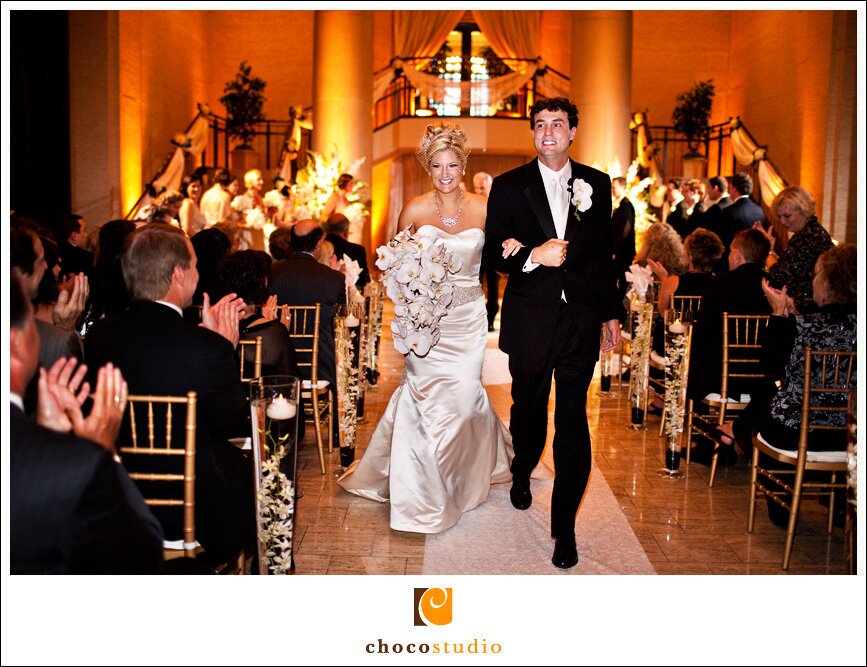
[231,193,254,213]
[293,149,368,223]
[263,189,284,209]
[335,320,360,451]
[256,427,295,575]
[568,178,593,221]
[662,319,690,445]
[375,227,461,357]
[628,296,654,428]
[244,207,267,230]
[624,263,654,301]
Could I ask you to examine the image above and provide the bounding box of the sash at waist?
[451,284,483,307]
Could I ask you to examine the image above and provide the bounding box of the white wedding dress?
[338,225,513,533]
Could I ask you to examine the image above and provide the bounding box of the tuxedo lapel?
[564,160,580,243]
[523,161,557,240]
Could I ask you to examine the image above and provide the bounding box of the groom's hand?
[531,239,569,267]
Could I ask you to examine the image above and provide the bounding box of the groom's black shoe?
[509,479,532,510]
[552,538,579,569]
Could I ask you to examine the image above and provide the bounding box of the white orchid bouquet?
[375,228,462,357]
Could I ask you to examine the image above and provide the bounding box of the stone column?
[570,11,632,172]
[69,10,122,223]
[313,10,373,246]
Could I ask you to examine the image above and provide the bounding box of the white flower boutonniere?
[568,178,593,221]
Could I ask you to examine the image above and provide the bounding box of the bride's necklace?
[434,191,463,228]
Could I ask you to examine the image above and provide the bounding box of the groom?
[485,97,622,569]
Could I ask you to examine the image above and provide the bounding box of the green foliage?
[671,79,715,156]
[219,61,267,148]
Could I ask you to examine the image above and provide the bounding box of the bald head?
[290,219,325,255]
[473,172,493,198]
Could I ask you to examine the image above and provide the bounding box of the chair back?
[238,335,263,382]
[119,392,197,558]
[669,294,702,322]
[283,304,321,386]
[798,348,856,456]
[720,313,771,402]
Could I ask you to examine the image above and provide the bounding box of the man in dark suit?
[10,270,163,574]
[697,176,731,236]
[271,219,347,387]
[687,228,772,405]
[719,172,766,257]
[270,219,347,445]
[610,176,636,307]
[485,98,623,569]
[325,213,370,289]
[55,214,94,278]
[85,224,255,566]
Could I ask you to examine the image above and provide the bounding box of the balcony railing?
[373,58,570,130]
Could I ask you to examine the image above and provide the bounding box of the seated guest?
[764,186,834,313]
[85,224,255,566]
[269,226,294,261]
[54,214,94,278]
[81,219,136,333]
[654,227,724,319]
[645,228,724,414]
[10,270,163,574]
[325,213,370,288]
[11,224,83,412]
[215,250,301,379]
[270,220,346,445]
[635,222,687,278]
[714,245,857,456]
[752,245,855,526]
[686,229,772,462]
[190,227,232,306]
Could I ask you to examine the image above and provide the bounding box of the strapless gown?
[337,225,513,533]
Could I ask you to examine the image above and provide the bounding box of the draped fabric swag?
[729,118,786,206]
[374,10,544,114]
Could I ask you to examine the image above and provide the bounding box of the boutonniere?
[567,178,593,221]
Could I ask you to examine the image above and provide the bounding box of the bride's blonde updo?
[415,122,469,172]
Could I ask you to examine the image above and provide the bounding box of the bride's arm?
[396,197,421,233]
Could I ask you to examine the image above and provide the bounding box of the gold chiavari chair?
[748,348,855,569]
[119,392,198,560]
[284,304,333,474]
[685,313,772,486]
[238,335,263,382]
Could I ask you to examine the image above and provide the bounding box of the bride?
[338,123,518,533]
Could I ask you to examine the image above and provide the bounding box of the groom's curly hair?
[529,97,579,130]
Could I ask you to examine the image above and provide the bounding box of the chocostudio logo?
[414,587,452,626]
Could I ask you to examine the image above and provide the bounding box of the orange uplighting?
[370,158,393,254]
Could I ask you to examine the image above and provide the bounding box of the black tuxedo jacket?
[84,301,253,561]
[485,158,623,363]
[720,196,766,249]
[269,253,346,385]
[326,233,370,288]
[687,262,772,401]
[11,405,164,574]
[697,195,731,240]
[611,196,636,273]
[59,243,94,278]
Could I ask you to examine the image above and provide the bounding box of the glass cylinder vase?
[659,310,691,477]
[628,293,654,427]
[249,375,301,574]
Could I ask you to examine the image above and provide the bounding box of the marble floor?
[291,302,852,575]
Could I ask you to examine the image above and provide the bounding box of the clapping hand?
[37,357,128,453]
[501,238,525,258]
[752,221,775,253]
[761,278,796,317]
[201,292,246,348]
[261,294,279,321]
[645,257,669,282]
[53,273,90,331]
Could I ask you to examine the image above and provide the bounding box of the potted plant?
[671,79,715,158]
[220,61,267,150]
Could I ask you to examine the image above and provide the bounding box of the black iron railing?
[373,57,569,130]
